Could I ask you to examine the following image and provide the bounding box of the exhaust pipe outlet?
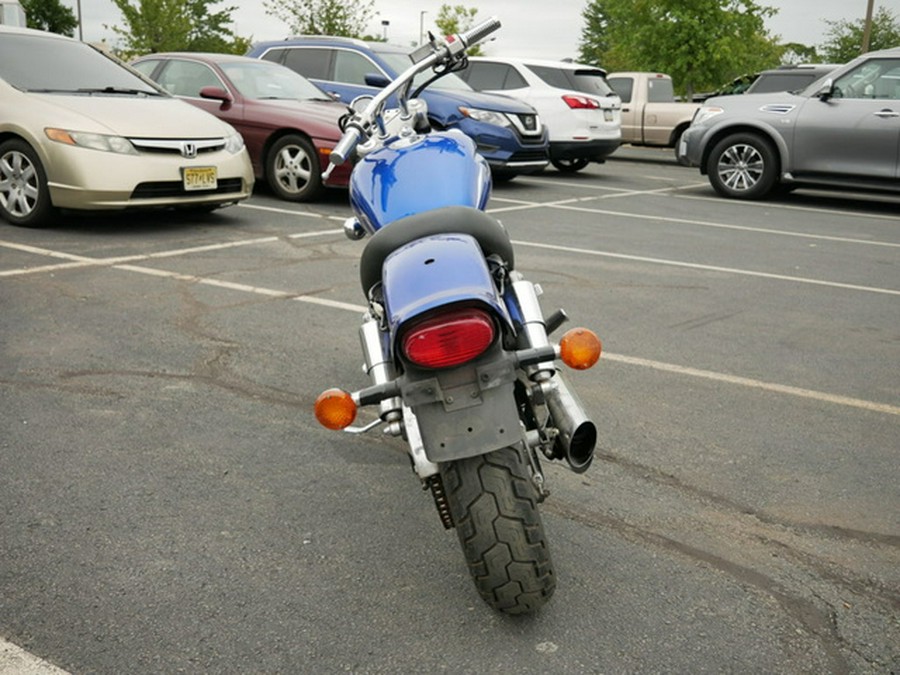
[544,375,597,473]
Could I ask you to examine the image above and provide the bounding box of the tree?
[434,4,483,56]
[819,6,900,63]
[779,42,820,65]
[578,0,783,99]
[108,0,249,57]
[20,0,77,36]
[264,0,375,38]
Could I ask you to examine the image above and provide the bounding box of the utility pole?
[77,0,83,40]
[419,10,427,46]
[861,0,874,54]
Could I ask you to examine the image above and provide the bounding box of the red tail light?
[562,95,600,110]
[402,308,495,369]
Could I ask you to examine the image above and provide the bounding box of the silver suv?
[677,47,900,199]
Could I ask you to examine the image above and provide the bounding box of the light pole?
[419,10,427,46]
[381,19,390,41]
[76,0,83,41]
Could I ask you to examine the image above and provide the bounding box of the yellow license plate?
[183,167,217,191]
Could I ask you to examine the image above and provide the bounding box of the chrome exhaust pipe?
[544,374,597,473]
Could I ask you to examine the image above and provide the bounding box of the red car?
[132,52,352,202]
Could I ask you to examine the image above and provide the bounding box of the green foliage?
[819,6,900,63]
[263,0,375,38]
[20,0,77,36]
[578,0,783,98]
[108,0,249,58]
[434,4,483,56]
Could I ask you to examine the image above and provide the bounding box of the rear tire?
[551,158,589,173]
[440,446,555,614]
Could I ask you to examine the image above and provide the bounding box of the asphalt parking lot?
[2,145,898,674]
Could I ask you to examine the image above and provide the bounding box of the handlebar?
[329,124,362,168]
[323,16,502,176]
[459,16,502,49]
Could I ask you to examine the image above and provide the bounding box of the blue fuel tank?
[349,131,492,234]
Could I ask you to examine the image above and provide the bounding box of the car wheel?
[551,158,590,173]
[706,133,778,200]
[265,134,323,202]
[0,139,55,227]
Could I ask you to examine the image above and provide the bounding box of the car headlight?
[224,131,245,155]
[458,107,512,128]
[45,128,138,155]
[693,106,725,126]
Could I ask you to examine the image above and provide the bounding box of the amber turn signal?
[559,328,602,370]
[314,388,357,430]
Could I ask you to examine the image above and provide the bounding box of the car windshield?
[528,65,616,97]
[0,33,161,95]
[375,50,472,91]
[220,60,332,101]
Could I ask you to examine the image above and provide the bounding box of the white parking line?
[0,225,896,415]
[0,638,70,674]
[488,198,900,248]
[511,239,900,296]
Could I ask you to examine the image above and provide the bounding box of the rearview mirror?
[815,78,834,101]
[364,73,391,88]
[199,86,232,103]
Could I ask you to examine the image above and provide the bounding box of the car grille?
[509,149,549,163]
[129,138,226,157]
[515,113,539,133]
[508,113,544,139]
[131,178,244,199]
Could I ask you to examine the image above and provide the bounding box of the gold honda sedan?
[0,26,254,228]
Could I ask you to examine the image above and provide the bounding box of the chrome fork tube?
[510,272,555,379]
[359,315,402,421]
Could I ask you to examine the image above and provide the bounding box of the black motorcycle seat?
[359,205,515,294]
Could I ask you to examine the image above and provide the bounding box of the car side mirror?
[364,73,391,88]
[816,78,834,101]
[199,85,232,103]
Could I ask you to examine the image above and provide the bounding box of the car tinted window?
[833,58,900,100]
[607,77,632,103]
[750,73,818,93]
[465,62,526,90]
[258,48,286,65]
[528,65,614,96]
[647,77,674,102]
[155,60,221,97]
[334,49,380,85]
[283,47,331,80]
[221,61,328,100]
[0,33,159,94]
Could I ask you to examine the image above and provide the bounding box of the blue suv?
[245,37,549,179]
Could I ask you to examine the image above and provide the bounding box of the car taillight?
[402,308,495,369]
[562,95,600,110]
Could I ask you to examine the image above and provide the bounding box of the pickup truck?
[606,72,701,148]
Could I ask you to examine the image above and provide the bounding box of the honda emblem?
[181,142,198,159]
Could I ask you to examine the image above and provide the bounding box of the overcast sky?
[64,0,890,60]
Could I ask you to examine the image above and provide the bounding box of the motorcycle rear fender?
[400,343,524,463]
[381,233,512,342]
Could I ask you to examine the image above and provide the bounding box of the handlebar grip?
[330,125,362,166]
[459,16,501,48]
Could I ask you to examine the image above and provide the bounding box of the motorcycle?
[313,17,602,615]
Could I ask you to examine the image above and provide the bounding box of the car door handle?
[873,109,899,118]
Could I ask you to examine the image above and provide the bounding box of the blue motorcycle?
[314,18,601,614]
